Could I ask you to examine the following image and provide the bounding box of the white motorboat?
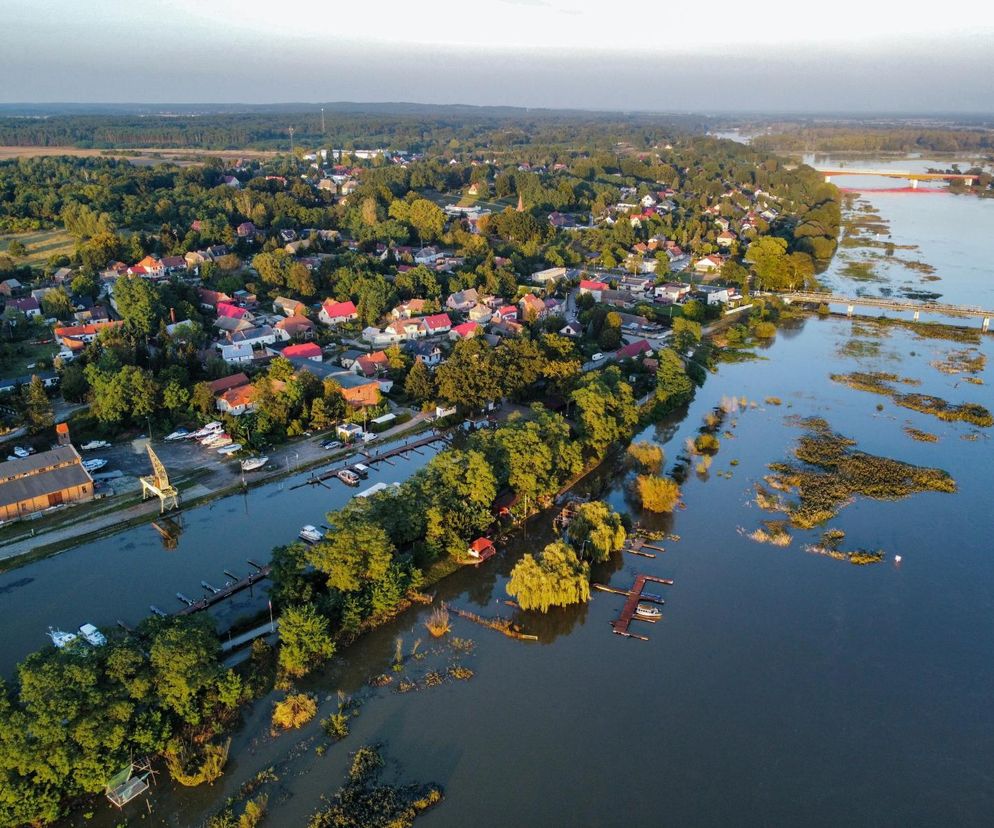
[299,525,323,543]
[82,458,107,472]
[78,623,107,646]
[635,602,661,620]
[48,627,78,648]
[80,440,110,451]
[207,435,233,449]
[336,469,360,486]
[201,432,229,446]
[164,428,189,441]
[217,443,242,455]
[241,456,268,472]
[13,446,30,458]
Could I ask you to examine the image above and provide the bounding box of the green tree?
[6,240,27,258]
[671,317,702,353]
[407,199,445,243]
[569,501,626,562]
[506,541,591,612]
[570,367,638,457]
[307,521,394,593]
[404,359,436,404]
[277,604,336,679]
[40,288,73,320]
[21,375,53,434]
[113,276,160,337]
[655,348,693,412]
[150,618,221,725]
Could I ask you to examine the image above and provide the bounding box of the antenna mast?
[288,126,295,154]
[321,107,325,133]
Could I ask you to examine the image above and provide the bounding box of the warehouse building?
[0,445,94,521]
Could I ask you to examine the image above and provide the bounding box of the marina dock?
[292,433,449,489]
[173,561,271,616]
[595,574,674,640]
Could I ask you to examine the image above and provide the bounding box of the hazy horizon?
[5,0,994,114]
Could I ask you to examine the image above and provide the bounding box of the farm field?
[0,229,75,268]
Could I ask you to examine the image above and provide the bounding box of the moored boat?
[81,440,110,451]
[299,525,323,543]
[82,458,108,472]
[217,443,242,455]
[241,456,268,472]
[164,428,189,441]
[635,602,661,620]
[78,623,107,646]
[336,469,360,486]
[48,627,78,648]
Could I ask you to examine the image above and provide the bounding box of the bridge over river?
[782,291,994,331]
[814,168,977,189]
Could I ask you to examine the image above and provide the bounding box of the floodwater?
[0,444,439,672]
[59,171,994,826]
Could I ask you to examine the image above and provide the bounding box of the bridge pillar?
[984,316,990,333]
[910,179,918,190]
[913,310,920,322]
[846,304,854,318]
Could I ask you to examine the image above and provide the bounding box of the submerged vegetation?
[831,371,993,426]
[506,541,591,613]
[307,745,442,828]
[762,417,955,529]
[628,441,664,472]
[636,475,682,513]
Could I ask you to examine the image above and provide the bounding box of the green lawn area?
[0,229,75,269]
[0,339,58,379]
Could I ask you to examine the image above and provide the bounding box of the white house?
[219,342,255,364]
[318,299,358,326]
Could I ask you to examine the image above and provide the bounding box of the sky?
[4,0,994,112]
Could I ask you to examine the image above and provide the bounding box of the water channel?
[32,157,994,825]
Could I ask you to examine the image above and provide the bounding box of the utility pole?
[288,126,295,155]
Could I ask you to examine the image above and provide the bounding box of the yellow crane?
[140,444,179,513]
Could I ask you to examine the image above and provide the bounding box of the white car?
[13,446,31,458]
[591,352,605,362]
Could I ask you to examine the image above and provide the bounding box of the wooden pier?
[293,433,449,489]
[596,574,675,640]
[623,538,664,558]
[173,562,271,616]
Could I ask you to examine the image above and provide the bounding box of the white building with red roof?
[319,299,358,326]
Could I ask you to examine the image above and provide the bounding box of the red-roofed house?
[280,342,323,362]
[450,321,480,341]
[579,279,609,300]
[134,255,164,279]
[54,320,124,350]
[615,340,652,361]
[495,305,518,322]
[217,384,256,416]
[216,302,249,320]
[353,350,390,377]
[422,313,452,335]
[208,373,250,395]
[467,537,496,562]
[319,299,358,326]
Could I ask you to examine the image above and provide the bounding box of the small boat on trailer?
[241,456,268,472]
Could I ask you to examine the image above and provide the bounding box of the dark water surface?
[57,180,994,826]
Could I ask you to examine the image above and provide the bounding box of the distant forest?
[752,126,994,154]
[0,106,712,153]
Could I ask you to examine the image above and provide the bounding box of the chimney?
[170,307,176,324]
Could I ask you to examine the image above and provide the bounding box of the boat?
[241,456,268,472]
[82,458,108,472]
[78,623,107,646]
[81,440,110,451]
[48,627,78,648]
[336,469,360,486]
[635,603,661,620]
[164,428,189,441]
[149,605,167,617]
[352,463,370,479]
[299,525,323,543]
[202,433,230,447]
[216,443,242,455]
[13,446,30,458]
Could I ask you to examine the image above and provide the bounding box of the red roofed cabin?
[467,537,497,563]
[281,342,322,362]
[579,279,609,301]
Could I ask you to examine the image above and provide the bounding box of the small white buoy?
[894,555,903,563]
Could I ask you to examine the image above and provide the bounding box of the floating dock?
[293,433,449,489]
[595,574,674,640]
[172,561,272,616]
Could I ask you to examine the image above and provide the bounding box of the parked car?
[321,439,342,450]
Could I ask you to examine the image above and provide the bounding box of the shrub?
[636,475,681,512]
[424,604,451,637]
[272,693,317,732]
[627,441,663,471]
[753,321,777,339]
[694,433,720,454]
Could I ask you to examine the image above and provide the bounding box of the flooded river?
[47,162,994,826]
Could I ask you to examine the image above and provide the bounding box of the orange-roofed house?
[518,293,547,321]
[216,384,257,416]
[353,350,389,377]
[54,320,124,350]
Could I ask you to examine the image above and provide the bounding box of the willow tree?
[506,542,590,612]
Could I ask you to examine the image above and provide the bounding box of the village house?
[450,321,481,341]
[468,304,493,323]
[7,297,41,318]
[615,340,653,361]
[518,293,547,321]
[236,221,256,238]
[289,360,383,407]
[53,320,124,351]
[318,299,358,326]
[579,279,609,301]
[274,315,315,340]
[422,312,452,336]
[216,301,251,321]
[446,288,479,313]
[273,296,307,317]
[560,321,583,337]
[214,316,256,335]
[693,254,724,274]
[218,342,255,364]
[716,230,736,248]
[530,266,567,285]
[270,341,323,362]
[208,373,250,396]
[216,383,256,415]
[494,305,518,323]
[227,325,277,349]
[0,279,23,297]
[392,298,429,318]
[353,350,390,377]
[654,282,693,304]
[0,445,94,521]
[160,255,187,274]
[198,288,232,311]
[404,340,443,367]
